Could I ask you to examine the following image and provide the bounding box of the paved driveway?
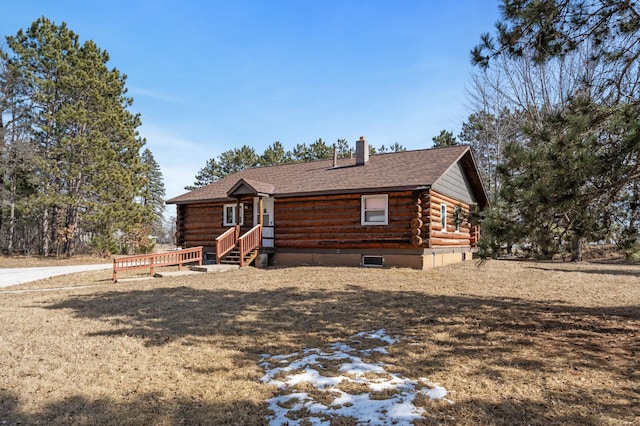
[0,264,112,288]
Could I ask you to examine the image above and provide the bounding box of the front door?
[254,197,275,248]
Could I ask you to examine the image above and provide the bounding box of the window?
[361,194,388,225]
[440,203,447,231]
[223,203,244,226]
[453,205,462,232]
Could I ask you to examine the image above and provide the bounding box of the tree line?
[186,138,406,190]
[0,17,166,256]
[462,0,639,261]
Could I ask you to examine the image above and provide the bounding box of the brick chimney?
[355,136,369,166]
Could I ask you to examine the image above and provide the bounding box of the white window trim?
[440,203,447,231]
[223,203,244,226]
[361,194,389,225]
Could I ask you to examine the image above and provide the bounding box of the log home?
[167,137,488,269]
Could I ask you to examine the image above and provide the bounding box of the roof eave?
[167,185,433,204]
[166,196,237,205]
[273,185,432,198]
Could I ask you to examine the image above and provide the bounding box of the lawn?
[0,260,638,425]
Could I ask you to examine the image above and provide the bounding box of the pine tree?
[375,142,406,154]
[260,141,290,166]
[308,138,332,159]
[140,148,166,236]
[291,138,333,162]
[335,139,351,158]
[218,145,258,175]
[5,17,148,256]
[185,157,220,190]
[470,0,640,260]
[186,145,258,189]
[0,56,36,254]
[431,130,459,147]
[389,142,406,153]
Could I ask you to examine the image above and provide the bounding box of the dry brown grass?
[0,260,638,425]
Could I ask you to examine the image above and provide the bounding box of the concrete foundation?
[272,248,474,270]
[254,253,270,268]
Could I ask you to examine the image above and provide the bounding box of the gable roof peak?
[227,178,275,197]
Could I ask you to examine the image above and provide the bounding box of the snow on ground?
[259,329,451,425]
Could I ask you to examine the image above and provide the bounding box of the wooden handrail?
[215,227,237,264]
[238,224,262,267]
[112,246,203,282]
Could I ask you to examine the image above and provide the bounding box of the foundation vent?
[361,255,384,267]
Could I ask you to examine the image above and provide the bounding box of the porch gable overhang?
[227,178,275,198]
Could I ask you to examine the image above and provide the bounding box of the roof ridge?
[238,145,470,172]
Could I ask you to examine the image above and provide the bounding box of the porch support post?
[258,197,264,249]
[235,197,241,239]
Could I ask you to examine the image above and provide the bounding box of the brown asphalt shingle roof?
[167,145,487,206]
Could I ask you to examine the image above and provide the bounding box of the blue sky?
[2,1,501,205]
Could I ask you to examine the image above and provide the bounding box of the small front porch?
[214,224,262,267]
[213,178,275,267]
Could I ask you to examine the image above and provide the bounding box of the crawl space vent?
[361,255,384,267]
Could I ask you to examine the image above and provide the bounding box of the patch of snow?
[271,352,300,361]
[328,342,356,353]
[260,329,451,425]
[355,328,399,345]
[285,368,344,388]
[338,360,386,376]
[420,382,450,401]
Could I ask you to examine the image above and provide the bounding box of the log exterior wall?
[274,191,418,249]
[173,189,480,268]
[427,190,474,249]
[175,199,255,251]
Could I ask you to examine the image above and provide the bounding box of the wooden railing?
[238,224,262,267]
[113,246,203,282]
[215,226,237,264]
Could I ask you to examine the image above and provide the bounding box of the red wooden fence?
[112,246,203,282]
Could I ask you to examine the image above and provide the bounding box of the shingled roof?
[167,145,488,207]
